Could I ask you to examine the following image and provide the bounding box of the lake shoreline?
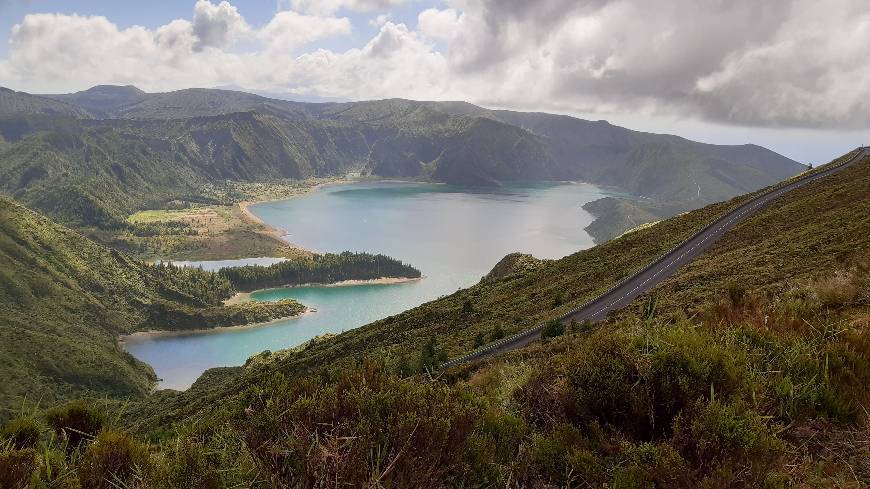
[124,180,606,390]
[119,307,316,343]
[238,178,355,251]
[231,276,423,299]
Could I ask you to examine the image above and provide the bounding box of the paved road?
[442,147,869,369]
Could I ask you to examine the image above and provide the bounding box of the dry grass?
[121,205,310,261]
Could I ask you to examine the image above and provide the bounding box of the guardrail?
[440,147,866,369]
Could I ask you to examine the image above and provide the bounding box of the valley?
[1,85,804,248]
[0,84,865,488]
[3,1,868,486]
[122,180,609,389]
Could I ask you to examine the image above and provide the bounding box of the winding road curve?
[442,147,869,369]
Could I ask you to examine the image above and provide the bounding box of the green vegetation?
[117,204,308,261]
[41,150,858,487]
[0,86,861,486]
[582,196,685,243]
[219,251,421,291]
[0,195,303,419]
[2,85,801,244]
[4,270,868,486]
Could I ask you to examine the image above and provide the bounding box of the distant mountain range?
[0,85,805,239]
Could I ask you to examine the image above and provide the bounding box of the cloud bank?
[1,0,868,128]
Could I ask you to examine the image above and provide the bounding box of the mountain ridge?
[2,85,805,241]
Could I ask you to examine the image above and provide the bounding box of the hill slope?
[69,149,866,488]
[47,85,147,118]
[0,87,93,119]
[0,196,303,419]
[127,150,868,419]
[2,86,804,241]
[0,150,863,487]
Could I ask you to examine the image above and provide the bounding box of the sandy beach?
[238,200,293,245]
[306,276,422,287]
[237,177,351,249]
[238,276,423,294]
[223,291,252,305]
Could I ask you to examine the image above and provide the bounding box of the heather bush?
[45,401,106,448]
[0,447,37,489]
[673,400,784,485]
[611,442,691,489]
[153,422,262,489]
[524,423,607,486]
[234,363,484,487]
[78,429,151,489]
[637,325,743,437]
[519,325,743,439]
[1,417,43,449]
[541,318,566,339]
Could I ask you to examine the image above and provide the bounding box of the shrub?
[611,442,691,489]
[639,326,743,437]
[491,324,505,341]
[1,417,43,449]
[673,400,784,483]
[45,401,106,448]
[726,281,747,307]
[724,326,858,423]
[0,447,37,489]
[78,429,151,489]
[525,424,606,486]
[810,272,859,307]
[464,411,528,485]
[156,438,223,489]
[560,332,645,433]
[154,422,261,489]
[513,365,570,428]
[569,319,592,333]
[541,318,565,339]
[518,326,745,439]
[471,410,527,462]
[235,363,483,488]
[417,337,448,371]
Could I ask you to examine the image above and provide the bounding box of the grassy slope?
[127,151,866,428]
[2,152,865,488]
[117,204,311,261]
[0,88,92,119]
[0,196,303,420]
[1,89,802,244]
[86,150,868,488]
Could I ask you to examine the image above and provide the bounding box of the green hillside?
[3,150,862,488]
[0,195,304,419]
[0,87,92,119]
[2,86,804,242]
[47,85,147,118]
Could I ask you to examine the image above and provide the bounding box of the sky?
[1,0,869,164]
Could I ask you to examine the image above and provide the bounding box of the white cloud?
[1,0,869,129]
[192,0,249,50]
[0,5,447,101]
[692,0,870,127]
[370,13,392,28]
[423,0,870,128]
[258,10,351,51]
[417,8,460,41]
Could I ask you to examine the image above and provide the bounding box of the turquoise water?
[123,181,611,389]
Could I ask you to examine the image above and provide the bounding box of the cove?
[123,181,614,389]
